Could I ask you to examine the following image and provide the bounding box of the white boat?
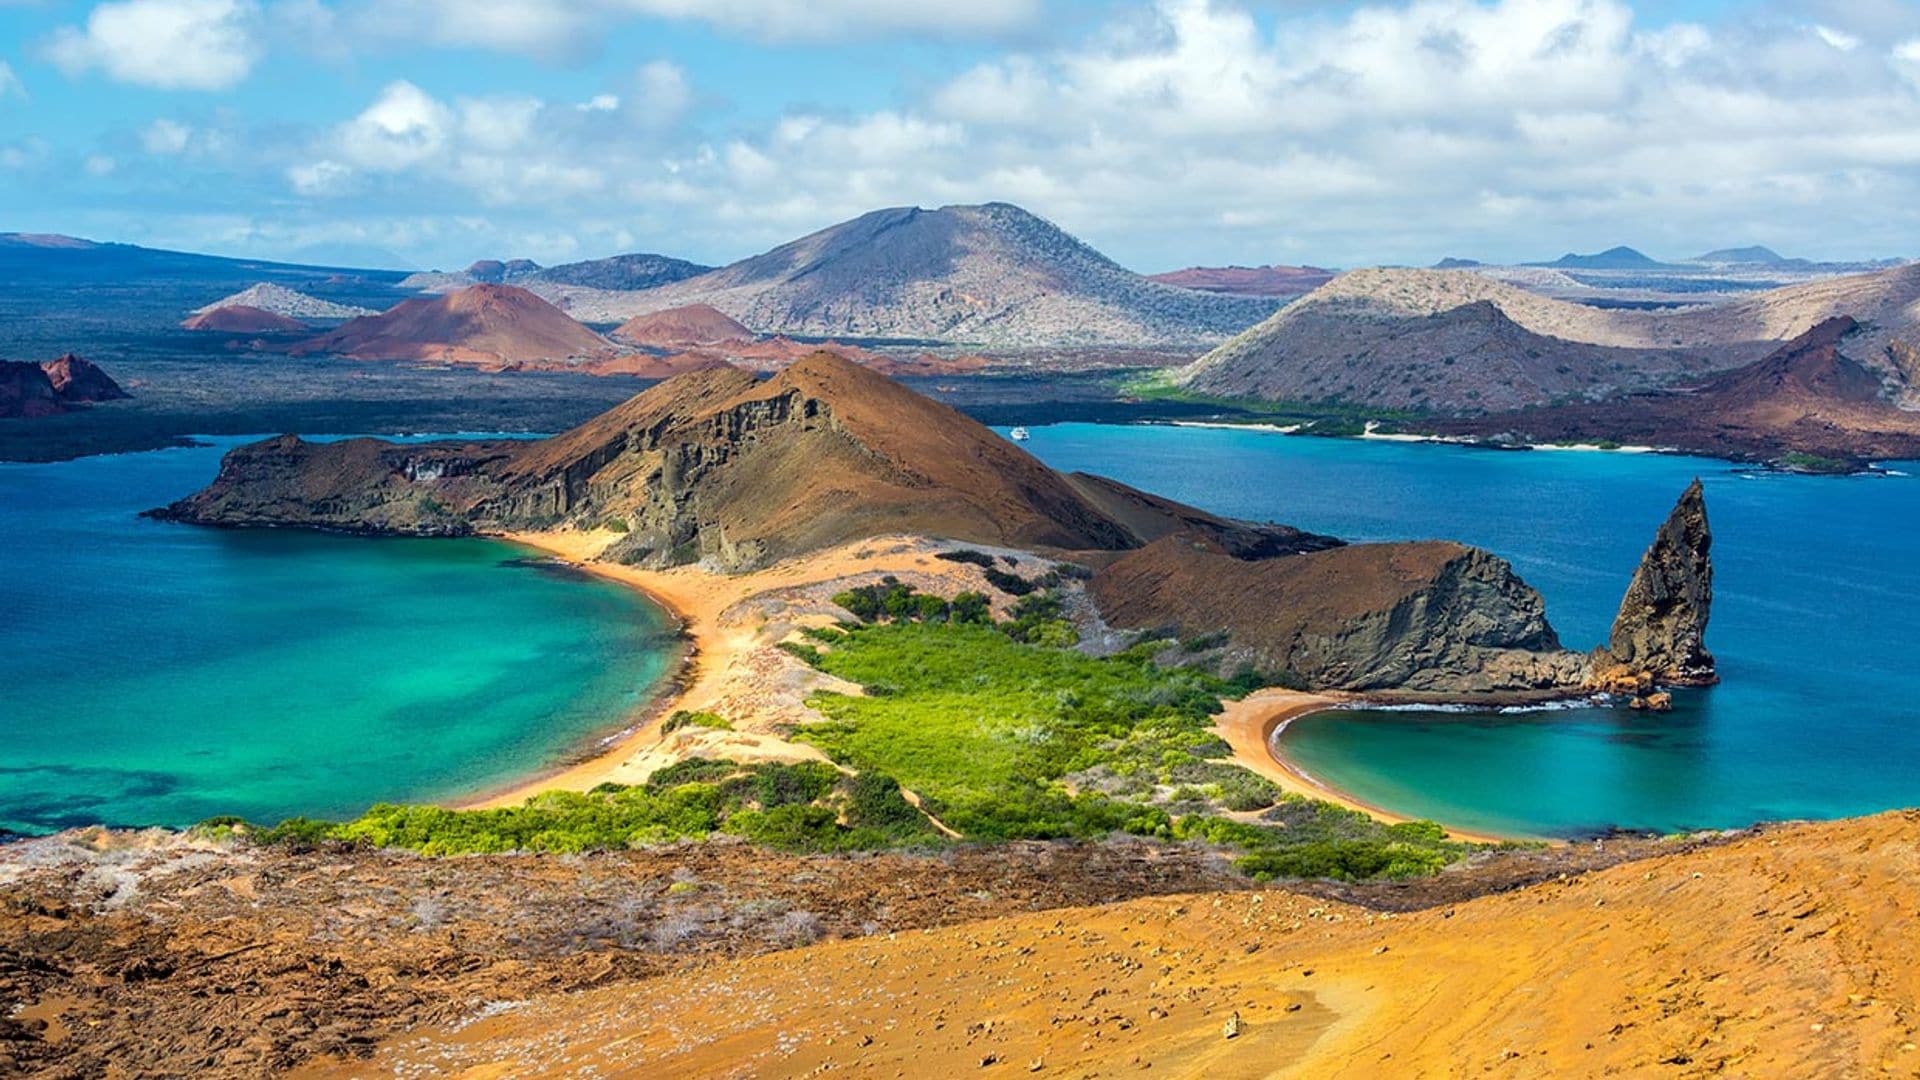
[1009,426,1031,441]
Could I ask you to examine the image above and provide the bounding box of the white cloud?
[0,61,24,100]
[333,80,453,171]
[1813,24,1860,52]
[45,0,260,91]
[227,0,1920,267]
[141,117,192,154]
[84,153,117,176]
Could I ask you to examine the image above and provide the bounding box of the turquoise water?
[1012,424,1920,838]
[0,438,678,835]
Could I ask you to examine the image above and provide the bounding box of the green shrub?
[661,710,733,734]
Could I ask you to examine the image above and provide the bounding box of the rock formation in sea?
[1592,478,1716,687]
[156,351,1710,698]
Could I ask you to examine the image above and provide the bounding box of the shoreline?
[1211,688,1524,846]
[459,533,1535,844]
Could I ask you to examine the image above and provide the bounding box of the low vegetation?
[222,580,1466,881]
[234,758,940,856]
[794,581,1466,879]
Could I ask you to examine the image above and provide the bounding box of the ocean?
[1012,423,1920,838]
[0,436,677,834]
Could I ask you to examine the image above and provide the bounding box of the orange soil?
[305,810,1920,1078]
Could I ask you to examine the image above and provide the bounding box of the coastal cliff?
[156,352,1710,698]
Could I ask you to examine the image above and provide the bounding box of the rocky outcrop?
[0,362,66,418]
[1592,478,1716,687]
[1090,534,1589,697]
[1,355,129,418]
[40,355,128,402]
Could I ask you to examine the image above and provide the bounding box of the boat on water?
[1010,426,1031,441]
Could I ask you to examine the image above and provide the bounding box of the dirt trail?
[307,811,1920,1078]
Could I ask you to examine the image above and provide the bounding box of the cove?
[0,437,678,835]
[1011,423,1920,838]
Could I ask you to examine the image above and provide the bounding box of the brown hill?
[316,810,1920,1079]
[157,352,1326,572]
[1146,264,1335,297]
[39,355,127,403]
[1435,317,1920,465]
[2,355,128,418]
[609,303,751,349]
[288,285,612,366]
[181,304,310,333]
[0,361,65,418]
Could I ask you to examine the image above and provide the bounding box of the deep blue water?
[0,437,678,835]
[1011,423,1920,838]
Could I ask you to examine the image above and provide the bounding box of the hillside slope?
[1436,317,1920,464]
[308,810,1920,1079]
[1174,264,1920,410]
[540,203,1279,346]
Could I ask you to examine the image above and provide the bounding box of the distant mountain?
[0,233,100,251]
[610,304,752,349]
[534,253,713,292]
[465,259,542,284]
[1433,257,1483,269]
[191,283,374,321]
[1144,265,1334,298]
[1170,269,1739,412]
[1172,262,1920,413]
[288,285,612,366]
[401,252,713,297]
[181,305,310,333]
[1537,246,1679,271]
[540,203,1279,347]
[1437,317,1920,466]
[1694,246,1789,265]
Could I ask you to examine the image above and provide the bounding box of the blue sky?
[4,0,1920,271]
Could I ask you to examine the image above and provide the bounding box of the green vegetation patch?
[233,758,941,856]
[789,602,1467,880]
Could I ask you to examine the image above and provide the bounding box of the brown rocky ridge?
[180,303,310,333]
[1087,477,1711,698]
[157,351,1708,698]
[0,355,128,419]
[1433,316,1920,467]
[287,284,614,366]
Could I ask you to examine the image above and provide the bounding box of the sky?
[3,0,1920,272]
